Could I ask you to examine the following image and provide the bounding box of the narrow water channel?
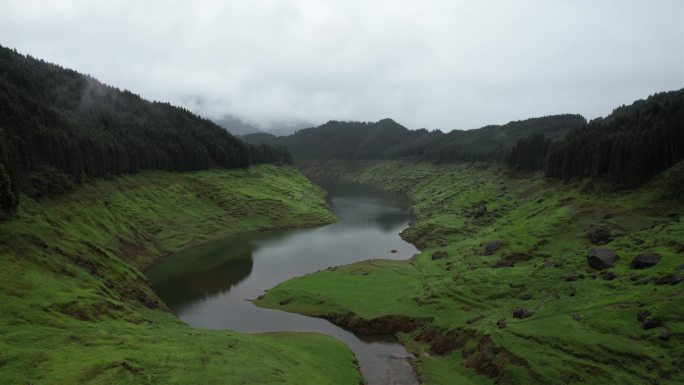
[146,179,421,385]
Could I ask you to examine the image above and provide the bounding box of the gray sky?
[1,0,682,131]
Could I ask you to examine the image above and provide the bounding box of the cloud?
[1,0,682,131]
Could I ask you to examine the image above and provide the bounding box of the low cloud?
[1,0,682,131]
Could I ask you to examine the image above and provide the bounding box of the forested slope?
[244,90,684,190]
[242,115,585,163]
[544,90,684,188]
[0,45,291,214]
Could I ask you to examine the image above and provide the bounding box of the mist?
[1,0,682,131]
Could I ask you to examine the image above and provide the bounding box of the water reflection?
[146,238,254,309]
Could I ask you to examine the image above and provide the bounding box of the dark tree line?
[0,45,292,214]
[508,133,551,171]
[242,115,586,163]
[545,90,684,188]
[243,89,684,191]
[0,128,18,213]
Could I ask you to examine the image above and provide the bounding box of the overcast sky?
[1,0,682,131]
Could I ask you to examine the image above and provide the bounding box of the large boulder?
[587,249,618,270]
[512,308,533,319]
[431,251,448,260]
[491,253,534,268]
[586,225,612,245]
[483,241,504,256]
[631,252,661,269]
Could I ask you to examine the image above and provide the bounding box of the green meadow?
[258,160,684,385]
[0,165,362,385]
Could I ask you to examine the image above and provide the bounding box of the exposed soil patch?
[324,313,431,335]
[416,327,526,380]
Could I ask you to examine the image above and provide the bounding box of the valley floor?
[257,160,684,385]
[0,165,362,385]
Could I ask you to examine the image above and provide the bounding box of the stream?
[146,179,421,385]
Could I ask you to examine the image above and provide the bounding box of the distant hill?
[243,115,586,162]
[0,45,292,214]
[243,89,684,190]
[214,115,262,136]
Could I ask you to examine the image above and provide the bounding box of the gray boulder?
[587,249,618,270]
[631,252,661,269]
[587,225,612,245]
[483,241,504,256]
[431,251,447,260]
[512,308,533,319]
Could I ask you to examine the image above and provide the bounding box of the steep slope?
[0,165,362,385]
[258,160,684,385]
[0,45,290,214]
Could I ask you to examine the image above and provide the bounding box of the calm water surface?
[146,179,420,385]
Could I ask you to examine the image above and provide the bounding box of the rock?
[483,241,504,256]
[587,249,618,270]
[565,274,579,282]
[519,293,533,301]
[492,253,534,268]
[537,239,550,247]
[603,213,614,219]
[512,308,533,319]
[658,332,672,341]
[496,318,507,329]
[637,311,650,322]
[642,318,663,330]
[600,271,616,281]
[492,259,514,268]
[631,253,661,269]
[654,274,681,285]
[678,245,684,254]
[474,203,487,218]
[390,249,398,253]
[572,313,582,321]
[431,251,447,260]
[278,298,291,305]
[586,225,612,245]
[466,314,485,324]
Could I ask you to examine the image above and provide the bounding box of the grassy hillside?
[257,160,684,384]
[0,165,363,385]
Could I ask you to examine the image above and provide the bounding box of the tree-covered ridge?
[545,89,684,188]
[0,45,291,214]
[421,114,585,163]
[244,89,684,190]
[243,114,586,163]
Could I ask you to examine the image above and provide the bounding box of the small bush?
[661,160,684,202]
[23,165,74,198]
